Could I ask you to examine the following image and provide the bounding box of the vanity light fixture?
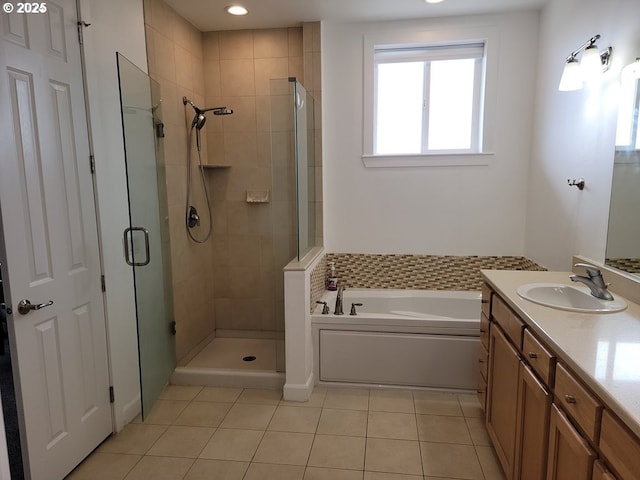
[558,34,612,91]
[225,4,248,16]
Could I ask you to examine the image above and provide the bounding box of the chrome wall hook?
[568,178,585,190]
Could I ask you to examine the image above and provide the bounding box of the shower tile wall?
[202,28,306,335]
[144,0,213,361]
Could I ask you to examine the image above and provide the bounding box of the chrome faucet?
[569,263,614,300]
[334,285,345,315]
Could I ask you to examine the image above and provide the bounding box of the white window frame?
[363,28,498,168]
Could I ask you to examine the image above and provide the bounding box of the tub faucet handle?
[316,301,330,315]
[350,303,363,316]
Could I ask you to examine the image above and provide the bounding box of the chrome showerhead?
[183,96,233,129]
[212,107,233,115]
[192,112,206,130]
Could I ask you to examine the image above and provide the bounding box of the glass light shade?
[580,45,603,79]
[225,5,248,15]
[558,58,583,91]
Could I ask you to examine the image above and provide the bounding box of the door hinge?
[89,155,95,174]
[100,275,106,292]
[109,386,115,403]
[169,320,177,336]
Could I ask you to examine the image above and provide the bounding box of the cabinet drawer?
[480,312,490,350]
[492,294,524,350]
[592,461,617,480]
[600,409,640,480]
[554,363,602,442]
[523,329,555,386]
[481,284,492,318]
[478,344,488,381]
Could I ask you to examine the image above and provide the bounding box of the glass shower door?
[117,53,175,419]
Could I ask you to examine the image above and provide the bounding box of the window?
[374,42,485,155]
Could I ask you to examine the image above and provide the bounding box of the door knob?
[17,299,53,315]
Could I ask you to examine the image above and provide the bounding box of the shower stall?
[171,77,317,388]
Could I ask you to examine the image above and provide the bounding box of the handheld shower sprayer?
[182,96,234,243]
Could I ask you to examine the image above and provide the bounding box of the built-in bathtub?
[311,288,481,391]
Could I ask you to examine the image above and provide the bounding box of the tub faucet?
[569,263,614,300]
[334,286,345,315]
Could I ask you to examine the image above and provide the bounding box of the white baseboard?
[283,372,315,402]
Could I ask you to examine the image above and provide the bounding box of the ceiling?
[164,0,548,33]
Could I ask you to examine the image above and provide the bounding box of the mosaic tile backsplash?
[605,258,640,274]
[310,253,546,311]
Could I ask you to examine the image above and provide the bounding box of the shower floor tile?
[186,338,276,371]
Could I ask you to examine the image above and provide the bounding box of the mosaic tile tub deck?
[310,254,546,312]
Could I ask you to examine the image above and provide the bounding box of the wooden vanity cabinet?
[486,323,521,476]
[592,461,617,480]
[481,283,640,480]
[547,404,596,480]
[514,362,552,480]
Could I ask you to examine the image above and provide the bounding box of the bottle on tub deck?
[326,262,338,291]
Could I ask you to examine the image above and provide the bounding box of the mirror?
[605,60,640,278]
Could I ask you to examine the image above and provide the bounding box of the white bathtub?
[312,289,481,391]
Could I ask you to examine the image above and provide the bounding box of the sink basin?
[516,283,627,313]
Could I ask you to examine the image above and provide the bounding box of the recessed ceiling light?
[225,5,248,16]
[425,0,445,3]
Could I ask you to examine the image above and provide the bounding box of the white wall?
[79,0,148,430]
[322,12,540,255]
[525,0,640,270]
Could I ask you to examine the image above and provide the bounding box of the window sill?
[361,152,494,168]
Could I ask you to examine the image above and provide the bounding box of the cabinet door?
[592,461,617,480]
[547,404,596,480]
[487,324,520,478]
[514,362,552,480]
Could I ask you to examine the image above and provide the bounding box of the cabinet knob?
[528,352,538,359]
[564,394,577,404]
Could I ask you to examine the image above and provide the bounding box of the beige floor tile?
[199,428,264,462]
[317,408,367,437]
[308,434,366,470]
[65,452,141,480]
[123,455,194,479]
[174,401,233,427]
[194,386,243,403]
[237,388,282,405]
[98,424,168,455]
[369,390,415,413]
[160,385,203,401]
[367,411,418,440]
[143,399,189,425]
[364,438,423,476]
[220,403,276,429]
[466,417,492,446]
[147,425,215,458]
[280,388,327,408]
[305,466,364,479]
[413,392,462,416]
[253,431,315,465]
[458,394,484,418]
[268,405,322,433]
[183,459,248,480]
[243,462,306,480]
[475,445,506,480]
[364,472,423,480]
[416,415,472,444]
[323,388,369,411]
[420,442,484,480]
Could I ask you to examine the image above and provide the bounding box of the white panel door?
[0,1,112,479]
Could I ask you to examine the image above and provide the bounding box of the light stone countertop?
[481,269,640,439]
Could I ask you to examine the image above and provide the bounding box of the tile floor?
[66,386,506,480]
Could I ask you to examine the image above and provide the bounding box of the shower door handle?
[123,227,151,267]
